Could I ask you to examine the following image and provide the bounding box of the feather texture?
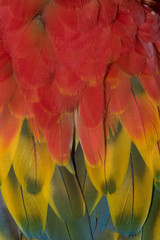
[1,167,49,239]
[0,0,160,239]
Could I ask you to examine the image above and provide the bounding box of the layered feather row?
[0,0,160,239]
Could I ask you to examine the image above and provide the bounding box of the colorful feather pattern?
[0,0,160,239]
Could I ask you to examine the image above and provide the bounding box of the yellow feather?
[13,120,55,194]
[86,125,131,195]
[107,144,153,235]
[1,167,49,239]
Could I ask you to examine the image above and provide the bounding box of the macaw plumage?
[0,0,160,239]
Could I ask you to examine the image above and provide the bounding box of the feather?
[9,86,32,118]
[76,114,105,167]
[66,213,94,240]
[105,121,131,194]
[42,205,71,240]
[0,39,13,83]
[77,84,104,128]
[44,112,74,165]
[107,68,132,113]
[4,14,55,89]
[44,0,111,80]
[129,0,145,26]
[0,107,21,184]
[95,196,110,232]
[121,92,160,180]
[13,119,55,194]
[1,167,49,239]
[0,75,16,110]
[30,101,60,130]
[142,187,160,240]
[138,72,160,104]
[94,224,142,240]
[100,0,117,25]
[107,143,153,236]
[117,51,145,75]
[55,69,86,97]
[8,0,46,19]
[138,8,159,43]
[79,116,131,195]
[121,93,160,148]
[0,192,21,240]
[49,0,99,33]
[49,166,85,222]
[43,205,95,240]
[74,143,102,214]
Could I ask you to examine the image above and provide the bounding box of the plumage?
[107,144,153,236]
[76,117,105,167]
[1,167,49,239]
[143,188,160,240]
[44,113,74,165]
[13,119,55,194]
[0,0,160,239]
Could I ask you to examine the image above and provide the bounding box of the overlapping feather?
[0,0,160,239]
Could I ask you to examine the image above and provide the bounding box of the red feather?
[44,113,74,165]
